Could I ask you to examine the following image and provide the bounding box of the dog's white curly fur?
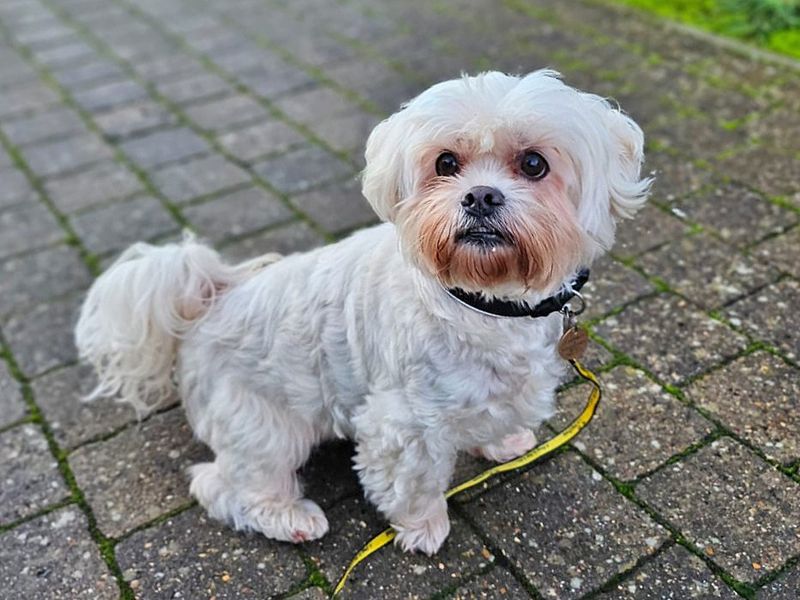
[75,70,650,553]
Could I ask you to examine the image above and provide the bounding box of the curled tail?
[75,233,280,415]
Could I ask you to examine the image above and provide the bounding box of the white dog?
[75,70,650,554]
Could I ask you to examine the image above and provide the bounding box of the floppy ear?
[361,110,412,222]
[604,108,652,219]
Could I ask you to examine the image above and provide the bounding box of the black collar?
[446,268,590,319]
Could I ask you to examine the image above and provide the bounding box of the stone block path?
[0,0,798,598]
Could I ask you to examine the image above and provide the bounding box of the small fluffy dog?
[76,70,650,554]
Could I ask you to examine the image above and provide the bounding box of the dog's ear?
[603,108,652,219]
[361,109,411,222]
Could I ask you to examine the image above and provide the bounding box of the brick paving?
[0,0,798,598]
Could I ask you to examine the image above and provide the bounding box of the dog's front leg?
[352,396,456,555]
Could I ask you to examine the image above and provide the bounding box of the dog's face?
[362,70,652,297]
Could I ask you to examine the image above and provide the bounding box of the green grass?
[614,0,800,59]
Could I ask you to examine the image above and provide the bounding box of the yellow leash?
[331,357,602,597]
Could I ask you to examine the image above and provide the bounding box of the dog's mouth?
[455,225,510,248]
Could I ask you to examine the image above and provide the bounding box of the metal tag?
[558,326,589,361]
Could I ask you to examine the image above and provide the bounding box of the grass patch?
[613,0,800,59]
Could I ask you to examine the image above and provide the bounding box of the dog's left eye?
[435,152,460,177]
[520,151,549,180]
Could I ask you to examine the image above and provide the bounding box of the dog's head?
[362,70,652,297]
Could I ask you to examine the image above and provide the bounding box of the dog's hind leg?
[186,381,328,543]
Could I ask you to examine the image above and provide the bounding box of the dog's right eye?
[435,152,459,177]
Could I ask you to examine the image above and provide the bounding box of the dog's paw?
[394,501,450,555]
[249,498,329,544]
[285,499,330,543]
[471,429,537,463]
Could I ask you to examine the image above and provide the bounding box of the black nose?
[461,186,505,218]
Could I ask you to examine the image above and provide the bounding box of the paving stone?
[155,71,234,105]
[725,279,800,361]
[93,100,177,140]
[743,106,800,154]
[686,352,800,465]
[461,451,667,599]
[322,59,405,101]
[0,424,68,523]
[307,495,490,599]
[0,361,26,429]
[219,221,325,262]
[308,111,379,153]
[50,58,125,90]
[72,78,149,113]
[594,294,748,385]
[103,35,173,64]
[0,202,64,260]
[753,226,800,279]
[0,507,117,599]
[597,544,738,599]
[0,166,36,209]
[3,296,81,377]
[119,127,210,170]
[32,40,95,69]
[1,106,86,147]
[354,74,426,115]
[13,22,73,47]
[714,146,799,201]
[644,150,715,202]
[757,562,800,599]
[636,232,778,309]
[20,133,113,178]
[614,204,689,259]
[280,29,359,68]
[0,62,36,89]
[130,53,204,83]
[637,438,800,583]
[253,145,354,195]
[0,145,12,168]
[116,506,307,598]
[672,184,796,249]
[648,112,746,164]
[150,154,251,204]
[554,366,714,481]
[216,119,306,163]
[70,408,210,538]
[0,82,60,119]
[207,46,275,75]
[183,186,293,243]
[31,364,141,450]
[236,64,316,99]
[184,93,269,132]
[173,20,230,49]
[71,194,178,255]
[274,86,359,123]
[45,160,143,213]
[290,178,376,235]
[581,255,654,321]
[450,568,530,598]
[0,244,91,316]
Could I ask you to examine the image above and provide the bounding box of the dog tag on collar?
[558,326,589,361]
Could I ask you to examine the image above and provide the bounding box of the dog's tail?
[75,232,280,415]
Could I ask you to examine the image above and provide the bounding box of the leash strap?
[331,358,602,597]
